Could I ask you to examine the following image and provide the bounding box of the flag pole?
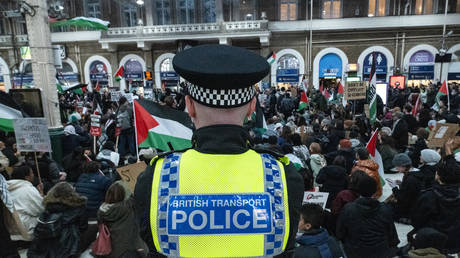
[133,100,140,161]
[446,81,450,112]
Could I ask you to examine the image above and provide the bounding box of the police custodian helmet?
[172,44,270,108]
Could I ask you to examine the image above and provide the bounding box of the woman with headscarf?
[62,125,89,157]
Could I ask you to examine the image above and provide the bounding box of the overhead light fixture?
[136,0,144,5]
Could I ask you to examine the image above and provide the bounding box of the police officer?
[134,44,303,257]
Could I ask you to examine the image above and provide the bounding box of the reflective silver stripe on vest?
[157,153,182,257]
[261,153,286,256]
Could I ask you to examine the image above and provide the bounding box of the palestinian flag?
[266,51,276,65]
[115,66,124,82]
[367,130,385,187]
[298,77,309,111]
[412,93,421,116]
[432,80,449,111]
[337,81,346,107]
[0,92,23,132]
[56,80,85,94]
[134,99,193,151]
[50,16,110,31]
[368,52,377,125]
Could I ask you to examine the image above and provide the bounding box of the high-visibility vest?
[150,149,290,257]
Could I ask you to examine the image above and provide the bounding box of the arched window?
[277,54,300,69]
[161,58,173,72]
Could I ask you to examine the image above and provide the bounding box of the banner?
[427,123,459,148]
[303,192,329,209]
[116,162,147,192]
[90,114,101,137]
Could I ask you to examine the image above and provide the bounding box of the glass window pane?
[415,0,423,14]
[277,54,299,69]
[377,0,386,16]
[368,0,376,16]
[289,3,297,20]
[161,58,172,72]
[322,1,331,18]
[332,0,340,18]
[280,3,288,20]
[424,0,433,14]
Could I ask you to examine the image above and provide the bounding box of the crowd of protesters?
[0,80,459,258]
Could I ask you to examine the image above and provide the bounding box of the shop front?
[408,50,435,87]
[319,53,342,88]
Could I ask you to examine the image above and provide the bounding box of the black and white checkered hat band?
[188,84,256,108]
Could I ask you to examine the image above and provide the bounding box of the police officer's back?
[134,45,304,257]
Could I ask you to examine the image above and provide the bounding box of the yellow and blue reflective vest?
[150,149,290,257]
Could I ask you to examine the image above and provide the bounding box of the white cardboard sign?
[303,192,329,209]
[13,118,52,153]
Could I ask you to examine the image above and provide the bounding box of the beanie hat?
[356,173,377,198]
[413,227,448,250]
[339,139,352,149]
[420,149,441,166]
[392,153,412,167]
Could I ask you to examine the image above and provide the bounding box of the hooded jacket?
[97,199,148,258]
[392,169,424,219]
[352,160,382,199]
[310,154,327,178]
[316,165,348,208]
[294,228,344,258]
[75,173,112,218]
[336,197,399,258]
[408,248,446,258]
[27,188,87,258]
[325,148,355,174]
[7,179,44,241]
[412,183,460,253]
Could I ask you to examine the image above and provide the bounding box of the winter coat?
[410,139,428,167]
[336,197,399,258]
[419,164,437,189]
[408,248,446,258]
[62,134,89,158]
[316,165,348,208]
[97,199,148,258]
[2,147,18,167]
[392,119,409,150]
[96,149,120,167]
[331,189,360,215]
[392,169,424,219]
[325,148,355,174]
[352,160,382,199]
[403,114,418,135]
[27,192,87,258]
[7,179,44,241]
[75,173,112,218]
[411,183,460,253]
[310,154,327,178]
[378,144,398,173]
[294,228,344,258]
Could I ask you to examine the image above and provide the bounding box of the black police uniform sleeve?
[275,162,304,257]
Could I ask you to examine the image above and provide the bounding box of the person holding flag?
[432,80,449,112]
[368,52,378,125]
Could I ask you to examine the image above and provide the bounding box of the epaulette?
[149,148,192,166]
[252,146,290,166]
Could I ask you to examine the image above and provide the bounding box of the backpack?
[117,109,131,130]
[34,211,63,239]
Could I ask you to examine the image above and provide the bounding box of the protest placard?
[90,114,101,137]
[116,162,147,192]
[110,91,121,102]
[344,81,367,100]
[13,118,52,153]
[427,123,459,148]
[303,192,329,209]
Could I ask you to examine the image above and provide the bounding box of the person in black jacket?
[325,139,355,174]
[316,155,348,208]
[402,104,418,135]
[27,182,87,258]
[411,146,460,254]
[62,146,87,183]
[336,173,399,258]
[418,149,441,189]
[391,111,409,151]
[389,153,425,221]
[294,203,344,258]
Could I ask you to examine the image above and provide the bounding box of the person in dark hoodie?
[27,182,87,258]
[98,182,148,258]
[418,149,441,189]
[336,173,399,258]
[294,203,344,258]
[389,153,424,222]
[325,139,355,174]
[411,141,460,254]
[316,155,348,208]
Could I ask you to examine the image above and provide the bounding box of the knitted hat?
[339,139,352,149]
[392,153,412,167]
[420,149,441,166]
